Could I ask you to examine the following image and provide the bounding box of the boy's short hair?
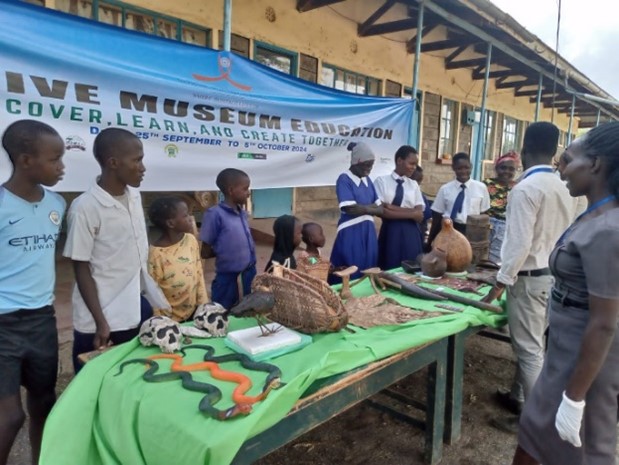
[1,119,60,164]
[216,168,249,192]
[523,122,559,158]
[148,196,184,230]
[93,128,139,167]
[452,152,470,165]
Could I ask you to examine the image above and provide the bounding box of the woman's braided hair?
[583,121,619,199]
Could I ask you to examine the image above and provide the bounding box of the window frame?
[320,63,382,96]
[438,97,459,159]
[253,41,298,77]
[53,0,211,46]
[501,116,521,154]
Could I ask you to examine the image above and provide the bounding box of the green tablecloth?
[40,276,506,465]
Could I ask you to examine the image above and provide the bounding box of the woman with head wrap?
[483,150,519,263]
[328,142,383,283]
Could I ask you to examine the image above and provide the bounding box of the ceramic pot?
[420,248,448,278]
[433,218,473,272]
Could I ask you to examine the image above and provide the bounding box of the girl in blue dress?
[329,142,383,284]
[375,145,426,270]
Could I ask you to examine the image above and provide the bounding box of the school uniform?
[431,178,490,233]
[64,181,150,371]
[0,187,65,397]
[374,172,425,270]
[200,202,256,309]
[329,171,380,283]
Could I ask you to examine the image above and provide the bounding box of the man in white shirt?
[428,152,490,246]
[483,122,574,432]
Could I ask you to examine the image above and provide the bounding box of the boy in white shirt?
[428,152,490,247]
[63,128,151,373]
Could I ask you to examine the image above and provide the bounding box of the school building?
[24,0,619,218]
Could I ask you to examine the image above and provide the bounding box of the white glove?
[555,391,585,447]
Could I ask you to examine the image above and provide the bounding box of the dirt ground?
[6,213,618,465]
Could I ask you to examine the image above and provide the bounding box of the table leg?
[425,339,447,465]
[444,330,465,445]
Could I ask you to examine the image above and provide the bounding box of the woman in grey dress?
[513,121,619,465]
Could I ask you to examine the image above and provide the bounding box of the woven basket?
[252,264,348,334]
[295,256,331,282]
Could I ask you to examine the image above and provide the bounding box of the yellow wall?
[114,0,571,132]
[43,0,577,200]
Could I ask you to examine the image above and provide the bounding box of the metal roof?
[297,0,618,127]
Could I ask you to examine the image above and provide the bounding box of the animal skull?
[194,302,229,337]
[139,316,183,353]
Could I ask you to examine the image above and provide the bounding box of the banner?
[0,2,412,191]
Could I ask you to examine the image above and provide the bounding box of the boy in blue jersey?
[0,120,66,465]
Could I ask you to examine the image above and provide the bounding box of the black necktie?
[450,184,466,220]
[392,179,404,206]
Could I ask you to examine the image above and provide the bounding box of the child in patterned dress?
[147,196,208,322]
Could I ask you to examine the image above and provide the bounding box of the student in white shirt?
[482,122,574,433]
[428,152,490,246]
[374,145,425,270]
[63,128,151,373]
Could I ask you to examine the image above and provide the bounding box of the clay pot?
[433,218,473,272]
[420,248,448,278]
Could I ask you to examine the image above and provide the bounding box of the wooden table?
[232,337,449,465]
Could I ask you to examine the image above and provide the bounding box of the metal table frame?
[233,337,449,465]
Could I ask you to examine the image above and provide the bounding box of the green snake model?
[180,344,284,393]
[115,358,250,420]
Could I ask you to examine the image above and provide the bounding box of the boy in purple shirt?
[200,169,256,309]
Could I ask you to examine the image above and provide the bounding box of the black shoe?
[490,415,520,434]
[494,388,523,415]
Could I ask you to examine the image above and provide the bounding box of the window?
[501,116,522,153]
[439,98,458,158]
[320,64,382,96]
[254,42,297,76]
[55,0,211,46]
[217,32,250,57]
[299,54,318,83]
[483,111,496,160]
[385,80,402,97]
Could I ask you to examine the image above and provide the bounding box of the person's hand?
[555,391,585,447]
[482,283,505,303]
[344,204,367,216]
[93,320,112,350]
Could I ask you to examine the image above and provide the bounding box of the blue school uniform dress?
[374,172,426,270]
[329,171,380,283]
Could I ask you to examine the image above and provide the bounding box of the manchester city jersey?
[0,187,66,313]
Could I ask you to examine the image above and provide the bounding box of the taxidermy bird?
[230,291,279,336]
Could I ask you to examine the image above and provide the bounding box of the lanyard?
[522,166,554,179]
[556,195,616,247]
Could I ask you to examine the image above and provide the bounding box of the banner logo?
[65,135,86,151]
[164,144,179,158]
[192,54,252,92]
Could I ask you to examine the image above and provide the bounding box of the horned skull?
[139,316,183,353]
[193,302,229,337]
